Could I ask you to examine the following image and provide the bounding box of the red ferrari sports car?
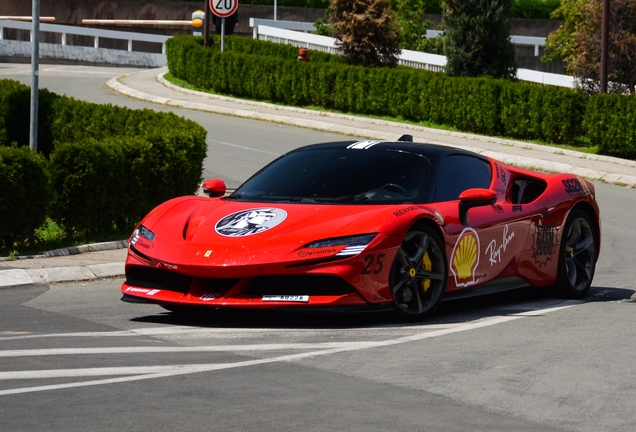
[121,137,601,319]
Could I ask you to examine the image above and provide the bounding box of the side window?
[433,155,492,202]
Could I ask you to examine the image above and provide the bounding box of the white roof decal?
[347,140,383,150]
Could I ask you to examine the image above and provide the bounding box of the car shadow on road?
[129,285,635,329]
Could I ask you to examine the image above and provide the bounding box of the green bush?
[178,35,636,162]
[500,81,586,143]
[0,145,51,248]
[47,104,207,234]
[173,34,339,64]
[584,94,636,159]
[167,35,593,145]
[0,80,28,146]
[0,79,208,238]
[48,129,206,234]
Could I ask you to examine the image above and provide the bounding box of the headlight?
[131,225,155,245]
[306,234,377,257]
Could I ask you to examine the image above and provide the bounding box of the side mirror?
[458,188,497,225]
[202,179,227,198]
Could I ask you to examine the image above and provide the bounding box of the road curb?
[0,262,126,288]
[0,240,128,262]
[0,241,127,288]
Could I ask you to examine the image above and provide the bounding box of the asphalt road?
[1,64,635,432]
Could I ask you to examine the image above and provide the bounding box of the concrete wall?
[0,40,166,67]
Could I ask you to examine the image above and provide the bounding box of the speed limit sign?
[210,0,238,18]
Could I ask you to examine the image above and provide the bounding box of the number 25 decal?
[362,254,385,274]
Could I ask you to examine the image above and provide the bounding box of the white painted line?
[0,300,579,396]
[0,342,380,358]
[0,320,479,341]
[206,138,280,156]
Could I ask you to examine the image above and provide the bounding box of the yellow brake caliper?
[421,252,432,293]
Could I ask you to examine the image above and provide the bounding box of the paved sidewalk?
[0,241,127,288]
[2,66,635,288]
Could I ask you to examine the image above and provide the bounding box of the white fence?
[255,25,574,88]
[426,29,546,57]
[0,19,170,67]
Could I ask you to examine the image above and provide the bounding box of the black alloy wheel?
[389,225,447,320]
[555,209,596,298]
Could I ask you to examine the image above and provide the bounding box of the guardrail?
[249,18,315,39]
[0,19,170,53]
[0,19,170,67]
[254,25,574,87]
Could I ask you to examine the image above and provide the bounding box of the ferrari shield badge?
[215,208,287,237]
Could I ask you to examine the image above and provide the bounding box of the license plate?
[262,295,309,302]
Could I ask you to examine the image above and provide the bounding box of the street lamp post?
[30,0,40,152]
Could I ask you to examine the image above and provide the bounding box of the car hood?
[132,197,408,267]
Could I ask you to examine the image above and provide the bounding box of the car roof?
[289,140,489,166]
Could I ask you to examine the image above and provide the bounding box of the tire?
[389,225,448,320]
[555,209,597,299]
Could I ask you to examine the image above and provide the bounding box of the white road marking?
[206,138,280,156]
[0,322,457,341]
[0,66,127,76]
[0,301,579,396]
[0,342,380,357]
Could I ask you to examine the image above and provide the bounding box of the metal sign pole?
[203,0,210,47]
[30,0,40,152]
[221,17,225,52]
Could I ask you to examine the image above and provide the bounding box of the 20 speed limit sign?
[210,0,238,18]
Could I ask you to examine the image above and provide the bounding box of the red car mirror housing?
[202,179,227,198]
[458,188,497,225]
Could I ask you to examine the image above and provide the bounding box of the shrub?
[0,145,51,248]
[443,0,517,79]
[0,78,208,238]
[584,94,636,159]
[49,122,206,234]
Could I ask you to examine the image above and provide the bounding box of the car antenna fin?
[397,134,413,142]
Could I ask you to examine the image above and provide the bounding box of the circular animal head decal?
[215,208,287,237]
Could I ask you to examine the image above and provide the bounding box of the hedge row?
[167,35,336,79]
[584,94,636,159]
[167,35,636,158]
[167,35,586,144]
[0,79,207,246]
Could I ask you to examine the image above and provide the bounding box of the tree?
[330,0,401,67]
[442,0,517,79]
[544,0,636,94]
[394,0,430,50]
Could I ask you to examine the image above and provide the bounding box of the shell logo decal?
[215,208,287,237]
[450,227,480,287]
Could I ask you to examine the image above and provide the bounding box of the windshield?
[229,148,431,204]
